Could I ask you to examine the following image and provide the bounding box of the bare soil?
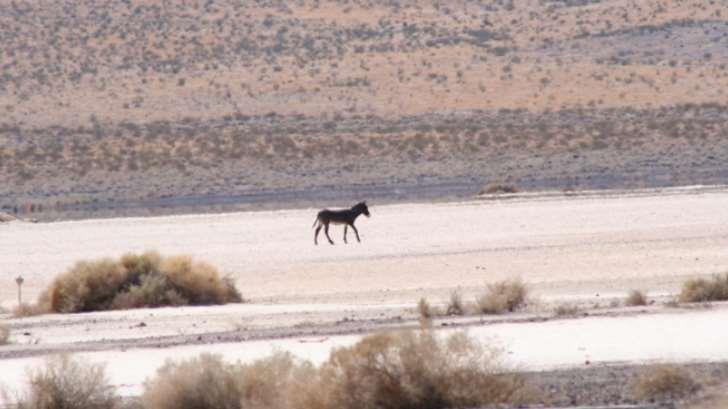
[2,0,728,219]
[3,190,728,407]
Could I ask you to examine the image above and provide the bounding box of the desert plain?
[3,186,728,407]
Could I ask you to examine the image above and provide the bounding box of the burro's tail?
[312,216,319,228]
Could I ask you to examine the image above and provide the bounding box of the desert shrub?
[477,279,528,314]
[13,290,52,317]
[417,297,432,319]
[143,352,315,409]
[631,365,700,401]
[480,184,518,195]
[14,355,119,409]
[238,352,315,409]
[44,251,241,313]
[142,354,243,409]
[304,330,527,409]
[143,331,529,409]
[679,274,728,303]
[0,323,9,344]
[553,304,579,316]
[417,297,434,328]
[626,289,648,306]
[446,291,465,316]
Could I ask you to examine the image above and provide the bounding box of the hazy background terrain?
[1,0,727,219]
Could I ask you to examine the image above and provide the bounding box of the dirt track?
[2,186,728,306]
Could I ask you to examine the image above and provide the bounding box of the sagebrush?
[13,355,119,409]
[446,291,465,316]
[0,323,9,344]
[477,279,528,314]
[626,290,648,306]
[143,330,529,409]
[631,365,701,401]
[41,251,241,313]
[679,274,728,303]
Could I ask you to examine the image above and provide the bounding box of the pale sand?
[3,188,728,403]
[2,187,727,306]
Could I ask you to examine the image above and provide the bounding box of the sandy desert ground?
[3,186,728,405]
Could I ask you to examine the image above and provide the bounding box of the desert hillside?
[1,0,727,218]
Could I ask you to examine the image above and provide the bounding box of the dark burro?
[313,202,370,245]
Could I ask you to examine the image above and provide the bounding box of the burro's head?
[355,201,370,217]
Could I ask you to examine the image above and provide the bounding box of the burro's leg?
[314,224,322,245]
[343,225,348,244]
[324,223,334,245]
[351,224,361,242]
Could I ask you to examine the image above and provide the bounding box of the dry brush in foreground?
[11,355,119,409]
[631,365,701,402]
[143,330,530,409]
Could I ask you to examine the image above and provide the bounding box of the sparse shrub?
[142,331,530,409]
[13,303,44,317]
[0,323,9,344]
[553,304,580,316]
[446,290,465,315]
[626,289,648,306]
[14,355,119,409]
[304,330,528,409]
[480,183,519,195]
[477,279,528,314]
[238,352,315,409]
[13,293,52,317]
[43,251,241,313]
[417,297,433,327]
[142,353,242,409]
[679,274,728,303]
[631,365,700,401]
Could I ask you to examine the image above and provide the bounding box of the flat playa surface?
[2,186,728,305]
[3,187,728,403]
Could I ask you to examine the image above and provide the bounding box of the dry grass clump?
[553,304,580,317]
[43,251,241,313]
[143,330,529,409]
[480,184,519,195]
[143,352,314,409]
[0,323,9,344]
[238,352,315,409]
[626,289,648,306]
[142,353,242,409]
[13,301,51,317]
[446,291,465,316]
[13,355,119,409]
[679,274,728,303]
[477,279,528,314]
[417,297,434,328]
[310,331,526,409]
[631,365,701,402]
